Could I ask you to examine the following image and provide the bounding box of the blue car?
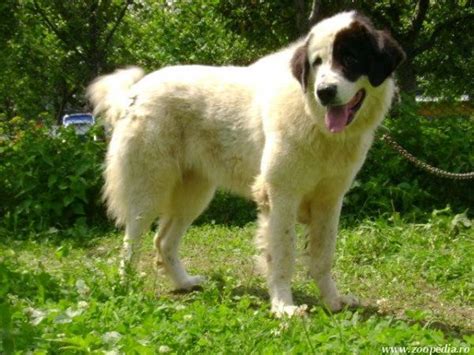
[62,113,95,136]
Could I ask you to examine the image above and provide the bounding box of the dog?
[88,11,405,317]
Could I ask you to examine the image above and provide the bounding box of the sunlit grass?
[1,210,472,353]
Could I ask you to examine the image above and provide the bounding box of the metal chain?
[379,133,474,180]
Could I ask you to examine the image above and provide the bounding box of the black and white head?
[291,11,406,133]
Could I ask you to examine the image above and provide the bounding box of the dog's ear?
[291,44,310,92]
[368,30,406,87]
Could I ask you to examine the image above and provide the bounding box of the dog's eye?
[313,57,322,67]
[344,54,359,66]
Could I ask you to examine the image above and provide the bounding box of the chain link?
[380,133,474,180]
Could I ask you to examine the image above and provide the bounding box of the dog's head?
[291,11,405,133]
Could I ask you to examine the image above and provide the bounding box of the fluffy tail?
[87,67,145,127]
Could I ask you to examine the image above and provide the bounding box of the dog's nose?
[317,84,337,105]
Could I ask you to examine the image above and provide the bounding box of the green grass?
[1,210,472,353]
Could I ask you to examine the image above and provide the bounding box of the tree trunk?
[3,97,15,119]
[294,0,308,34]
[55,85,77,124]
[396,57,418,96]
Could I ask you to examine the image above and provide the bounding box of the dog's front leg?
[308,195,359,312]
[257,188,306,317]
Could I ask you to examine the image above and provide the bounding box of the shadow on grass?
[194,192,453,229]
[356,304,471,338]
[195,192,257,227]
[190,273,470,338]
[0,261,64,302]
[0,224,117,250]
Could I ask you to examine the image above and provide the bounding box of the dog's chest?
[302,135,370,180]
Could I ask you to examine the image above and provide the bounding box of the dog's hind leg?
[155,217,206,290]
[120,213,155,279]
[154,173,215,291]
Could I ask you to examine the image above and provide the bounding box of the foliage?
[1,102,472,233]
[345,99,474,219]
[0,0,137,121]
[0,116,106,232]
[0,0,302,120]
[119,1,257,69]
[2,1,472,120]
[1,214,472,352]
[197,191,257,227]
[0,1,472,232]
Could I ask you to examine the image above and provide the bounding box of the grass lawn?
[1,210,472,353]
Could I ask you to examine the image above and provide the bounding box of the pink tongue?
[325,104,350,133]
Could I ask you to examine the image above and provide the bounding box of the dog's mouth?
[325,89,366,133]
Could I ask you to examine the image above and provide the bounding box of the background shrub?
[1,102,472,233]
[0,117,106,232]
[345,99,473,220]
[1,1,472,234]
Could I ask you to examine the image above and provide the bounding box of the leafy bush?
[1,100,472,234]
[345,99,473,219]
[119,1,300,71]
[0,116,106,232]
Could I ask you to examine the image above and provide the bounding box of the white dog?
[88,11,405,316]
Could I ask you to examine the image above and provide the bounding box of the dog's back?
[88,64,268,226]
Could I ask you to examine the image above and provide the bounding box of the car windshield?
[63,115,94,126]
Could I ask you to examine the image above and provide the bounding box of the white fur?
[88,11,396,317]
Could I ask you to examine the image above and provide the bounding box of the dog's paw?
[174,275,206,292]
[271,303,308,318]
[324,294,359,312]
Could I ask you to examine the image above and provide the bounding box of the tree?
[1,0,471,122]
[0,0,134,122]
